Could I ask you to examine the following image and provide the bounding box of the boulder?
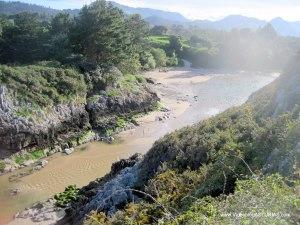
[64,148,74,155]
[38,159,48,167]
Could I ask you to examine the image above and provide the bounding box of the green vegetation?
[84,57,300,224]
[172,175,300,225]
[0,64,87,109]
[0,161,5,172]
[150,48,167,67]
[106,74,146,98]
[78,131,96,145]
[54,185,80,208]
[116,117,126,129]
[14,149,45,165]
[85,175,299,225]
[149,35,170,48]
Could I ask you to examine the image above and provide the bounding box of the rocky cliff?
[0,65,159,158]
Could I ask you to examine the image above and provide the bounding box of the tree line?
[0,0,180,74]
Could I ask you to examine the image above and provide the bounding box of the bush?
[118,53,141,75]
[150,48,167,68]
[166,52,179,67]
[173,175,300,225]
[54,185,80,208]
[140,51,156,70]
[0,161,5,173]
[0,64,87,109]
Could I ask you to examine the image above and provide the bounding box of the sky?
[7,0,300,21]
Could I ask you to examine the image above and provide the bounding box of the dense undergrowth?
[0,64,87,108]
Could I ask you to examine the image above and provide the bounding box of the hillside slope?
[70,56,300,225]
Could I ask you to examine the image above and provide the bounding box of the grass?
[14,149,45,165]
[0,64,87,110]
[106,74,146,98]
[149,35,170,47]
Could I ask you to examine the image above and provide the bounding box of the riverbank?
[0,66,278,225]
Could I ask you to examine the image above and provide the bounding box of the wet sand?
[0,66,278,225]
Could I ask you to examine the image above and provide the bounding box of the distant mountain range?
[1,1,300,37]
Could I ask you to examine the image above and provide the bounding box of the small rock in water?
[64,148,74,155]
[10,188,21,196]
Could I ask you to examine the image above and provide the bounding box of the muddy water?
[0,68,278,224]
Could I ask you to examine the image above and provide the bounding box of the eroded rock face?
[86,87,159,130]
[0,85,90,153]
[65,154,142,224]
[0,81,158,157]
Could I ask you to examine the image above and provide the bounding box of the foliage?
[149,35,170,49]
[166,51,179,67]
[0,64,87,108]
[140,51,156,70]
[116,117,126,129]
[150,25,168,35]
[0,12,48,63]
[150,48,167,68]
[106,74,146,98]
[54,185,80,208]
[0,161,5,172]
[69,0,129,65]
[172,175,300,225]
[14,149,45,165]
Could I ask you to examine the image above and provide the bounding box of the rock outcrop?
[0,82,158,157]
[0,85,90,153]
[86,87,158,130]
[62,154,143,224]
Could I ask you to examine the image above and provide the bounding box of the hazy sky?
[7,0,300,21]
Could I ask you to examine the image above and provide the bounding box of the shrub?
[54,185,80,208]
[173,175,300,225]
[14,149,45,165]
[166,52,179,67]
[150,48,167,68]
[0,64,87,108]
[140,51,156,70]
[0,161,5,173]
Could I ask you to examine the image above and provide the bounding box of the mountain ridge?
[1,1,300,36]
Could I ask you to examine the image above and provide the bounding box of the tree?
[70,0,131,66]
[151,48,167,67]
[169,35,183,56]
[0,12,48,63]
[150,25,168,35]
[50,12,72,35]
[47,13,73,60]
